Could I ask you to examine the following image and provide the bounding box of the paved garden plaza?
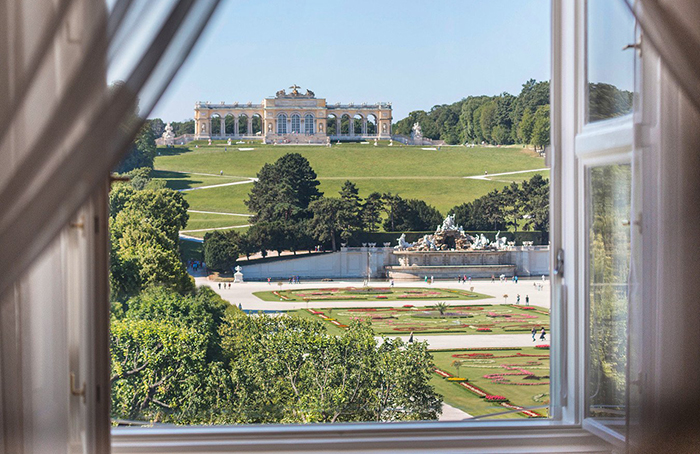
[201,277,551,420]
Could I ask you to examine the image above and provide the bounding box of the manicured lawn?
[483,169,550,184]
[255,286,491,302]
[155,143,545,178]
[291,303,549,335]
[184,212,251,231]
[181,184,253,214]
[158,143,547,231]
[430,347,550,419]
[316,177,507,215]
[180,225,249,239]
[152,169,249,190]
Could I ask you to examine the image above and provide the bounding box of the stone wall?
[236,246,549,281]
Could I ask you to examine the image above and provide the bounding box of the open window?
[5,0,700,452]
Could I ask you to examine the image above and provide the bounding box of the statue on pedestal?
[234,265,244,283]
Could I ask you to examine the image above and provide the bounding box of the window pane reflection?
[587,0,635,122]
[586,164,631,433]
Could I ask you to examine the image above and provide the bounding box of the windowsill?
[111,421,615,453]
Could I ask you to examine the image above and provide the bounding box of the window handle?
[70,372,86,403]
[553,248,564,276]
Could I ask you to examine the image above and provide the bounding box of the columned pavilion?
[193,85,392,144]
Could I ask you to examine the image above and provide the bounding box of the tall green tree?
[203,230,240,271]
[245,153,322,222]
[308,197,345,251]
[361,192,384,232]
[114,124,158,173]
[531,105,551,150]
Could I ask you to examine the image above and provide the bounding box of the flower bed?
[447,377,467,382]
[476,327,492,332]
[434,368,452,378]
[458,381,488,397]
[535,344,550,349]
[499,402,545,418]
[485,394,509,402]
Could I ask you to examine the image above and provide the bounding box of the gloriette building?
[193,85,392,144]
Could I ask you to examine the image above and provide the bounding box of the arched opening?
[340,114,351,135]
[277,113,287,134]
[291,113,301,133]
[304,113,315,134]
[353,114,364,136]
[252,113,262,135]
[367,114,378,135]
[210,113,222,136]
[225,114,235,136]
[238,114,249,135]
[326,114,338,135]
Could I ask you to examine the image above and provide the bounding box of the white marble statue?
[395,233,413,250]
[439,214,458,231]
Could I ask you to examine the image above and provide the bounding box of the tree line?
[204,153,549,271]
[393,79,551,147]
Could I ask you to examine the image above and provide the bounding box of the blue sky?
[149,0,551,122]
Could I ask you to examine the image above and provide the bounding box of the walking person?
[491,274,495,283]
[516,294,520,305]
[532,327,537,342]
[408,332,414,343]
[526,295,530,306]
[218,283,221,289]
[540,327,546,341]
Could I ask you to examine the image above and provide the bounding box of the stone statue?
[411,122,423,145]
[289,84,301,95]
[234,265,244,283]
[161,122,175,146]
[439,214,458,232]
[305,89,315,97]
[276,89,286,97]
[395,233,413,250]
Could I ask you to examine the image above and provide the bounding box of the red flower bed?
[403,304,414,308]
[535,344,550,349]
[347,308,377,312]
[476,327,492,332]
[520,306,536,310]
[485,395,508,402]
[434,368,452,378]
[376,295,388,299]
[458,381,488,397]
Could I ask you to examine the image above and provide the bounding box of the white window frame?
[109,1,625,451]
[291,113,301,133]
[277,113,288,134]
[305,113,315,134]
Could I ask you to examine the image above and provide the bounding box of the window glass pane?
[587,0,635,122]
[586,164,631,434]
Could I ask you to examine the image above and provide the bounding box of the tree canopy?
[393,79,550,146]
[245,153,322,223]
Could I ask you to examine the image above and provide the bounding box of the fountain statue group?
[394,214,508,252]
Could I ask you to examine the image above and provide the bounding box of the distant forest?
[393,79,551,147]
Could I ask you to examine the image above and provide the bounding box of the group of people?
[457,275,473,284]
[423,275,434,284]
[188,260,206,272]
[515,294,531,305]
[217,282,231,290]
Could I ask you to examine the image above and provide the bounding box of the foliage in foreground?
[110,289,442,424]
